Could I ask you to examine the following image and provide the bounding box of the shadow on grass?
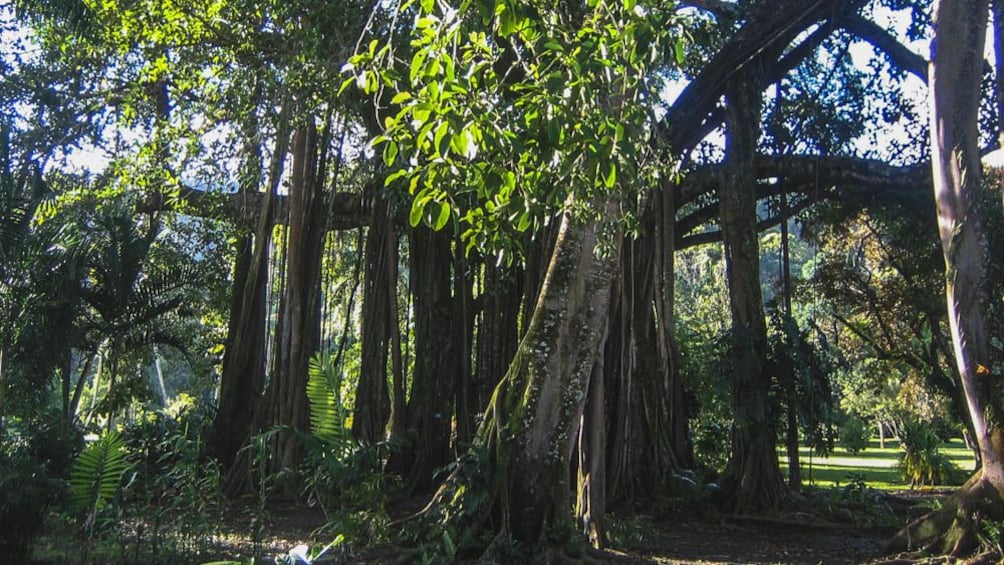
[800,464,903,488]
[782,438,976,490]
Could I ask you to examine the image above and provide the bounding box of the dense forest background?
[1,0,1003,562]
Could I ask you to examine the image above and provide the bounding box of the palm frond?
[69,430,129,514]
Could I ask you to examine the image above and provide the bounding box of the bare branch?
[839,14,927,81]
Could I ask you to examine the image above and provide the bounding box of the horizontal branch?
[140,187,370,230]
[678,196,815,249]
[674,153,933,247]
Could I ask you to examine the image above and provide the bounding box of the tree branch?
[680,0,741,19]
[838,14,927,81]
[138,187,370,230]
[673,153,933,247]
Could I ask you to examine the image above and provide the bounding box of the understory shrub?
[298,350,395,549]
[0,416,80,561]
[896,419,956,487]
[118,404,223,560]
[839,415,871,454]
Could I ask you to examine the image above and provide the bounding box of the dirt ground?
[230,496,919,564]
[611,518,888,564]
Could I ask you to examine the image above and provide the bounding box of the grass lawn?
[781,438,977,491]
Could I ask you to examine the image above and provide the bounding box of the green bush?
[838,415,871,454]
[896,419,956,487]
[0,418,78,561]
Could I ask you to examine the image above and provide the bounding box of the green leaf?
[410,50,428,84]
[410,198,425,227]
[420,0,434,14]
[306,350,352,453]
[70,431,129,514]
[434,122,450,156]
[543,41,564,53]
[390,91,413,105]
[674,41,686,65]
[516,211,531,232]
[432,201,451,230]
[604,161,617,188]
[382,140,399,166]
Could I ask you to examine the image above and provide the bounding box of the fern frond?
[69,430,129,513]
[306,350,352,456]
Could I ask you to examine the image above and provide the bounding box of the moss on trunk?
[411,196,621,554]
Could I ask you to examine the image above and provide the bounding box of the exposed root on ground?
[888,473,1004,557]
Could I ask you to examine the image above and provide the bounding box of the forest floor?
[211,489,995,564]
[31,479,991,563]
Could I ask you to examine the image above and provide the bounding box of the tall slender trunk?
[259,121,327,472]
[211,101,290,474]
[453,238,475,446]
[719,75,788,513]
[388,225,406,440]
[779,188,802,488]
[387,227,457,492]
[893,1,1004,555]
[152,345,168,406]
[577,355,606,546]
[353,196,394,443]
[0,346,5,438]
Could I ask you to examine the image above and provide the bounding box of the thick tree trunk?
[994,0,1004,158]
[719,76,789,513]
[386,227,457,493]
[476,196,621,549]
[0,346,5,438]
[892,1,1004,555]
[928,0,999,486]
[212,235,268,466]
[655,185,696,472]
[352,196,395,443]
[605,192,693,507]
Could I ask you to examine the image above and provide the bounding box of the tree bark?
[605,191,693,507]
[928,0,999,485]
[386,227,457,493]
[211,102,289,474]
[474,261,522,423]
[0,346,5,438]
[352,196,395,443]
[654,184,696,472]
[892,1,1004,555]
[719,75,789,513]
[476,195,621,549]
[258,121,327,473]
[577,355,607,547]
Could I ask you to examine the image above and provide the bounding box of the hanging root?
[888,473,1004,558]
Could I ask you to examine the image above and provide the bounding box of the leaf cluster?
[347,0,686,260]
